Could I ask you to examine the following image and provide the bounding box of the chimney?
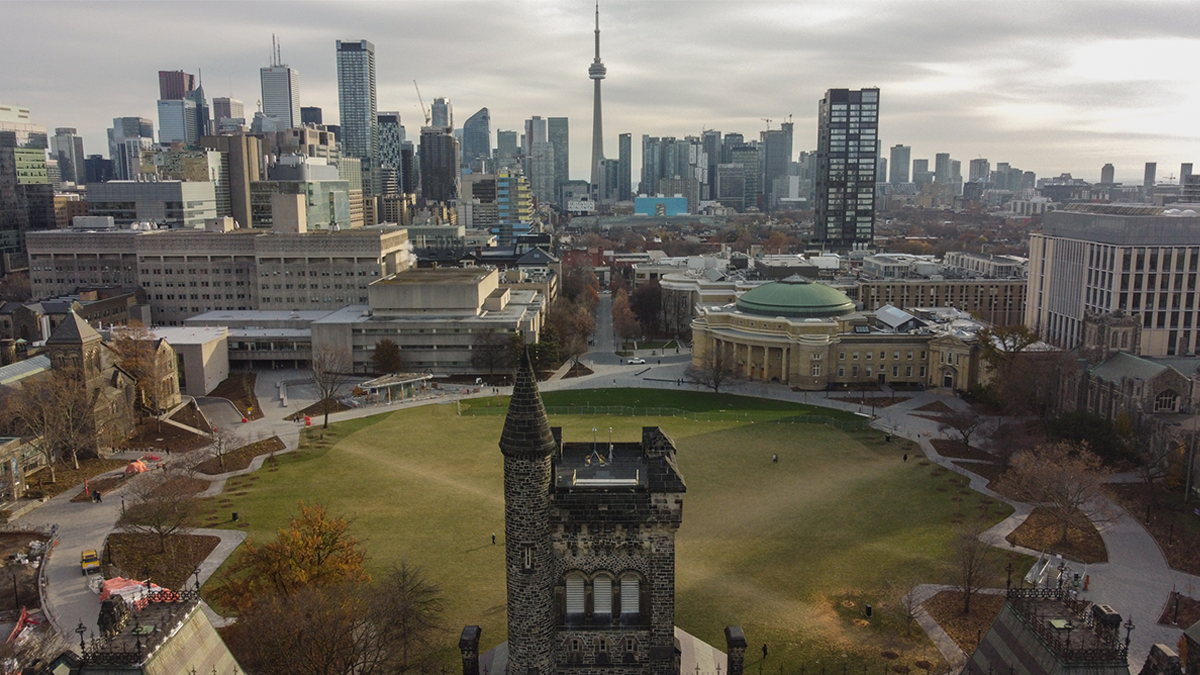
[725,626,747,675]
[459,625,481,675]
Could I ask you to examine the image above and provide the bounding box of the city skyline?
[4,0,1198,186]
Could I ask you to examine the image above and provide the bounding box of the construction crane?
[413,80,430,126]
[761,118,772,130]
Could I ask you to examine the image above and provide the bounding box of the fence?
[464,405,870,432]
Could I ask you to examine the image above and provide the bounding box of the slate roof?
[1089,351,1169,383]
[45,310,102,346]
[516,247,559,265]
[0,354,51,385]
[499,348,556,458]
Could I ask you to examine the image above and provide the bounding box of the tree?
[611,289,642,349]
[551,298,594,368]
[0,367,98,479]
[118,471,200,553]
[111,323,177,421]
[208,425,240,472]
[536,323,562,371]
[471,328,511,376]
[938,409,986,453]
[370,338,403,375]
[949,521,1000,615]
[309,347,355,429]
[213,502,369,613]
[684,341,739,394]
[0,272,31,303]
[369,561,445,674]
[884,577,923,636]
[997,442,1112,544]
[630,280,663,336]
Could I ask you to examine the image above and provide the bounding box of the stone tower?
[500,350,558,675]
[44,310,105,388]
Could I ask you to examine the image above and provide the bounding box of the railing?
[79,586,202,665]
[464,405,870,432]
[1003,587,1130,665]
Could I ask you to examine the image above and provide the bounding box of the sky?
[5,0,1199,186]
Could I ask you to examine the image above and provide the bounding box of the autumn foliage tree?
[1,367,98,479]
[611,289,642,348]
[213,502,369,613]
[997,442,1112,544]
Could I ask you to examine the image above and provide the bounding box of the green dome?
[735,276,855,319]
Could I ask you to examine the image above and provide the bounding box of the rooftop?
[555,441,646,489]
[374,267,493,286]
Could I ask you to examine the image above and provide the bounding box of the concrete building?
[27,225,411,325]
[943,251,1026,279]
[50,127,86,185]
[300,106,322,125]
[1101,163,1115,184]
[107,117,154,181]
[889,144,910,185]
[1026,203,1200,355]
[548,117,569,198]
[199,133,263,230]
[157,70,196,100]
[420,126,460,203]
[815,88,879,247]
[149,325,229,396]
[618,132,632,202]
[85,180,217,229]
[212,97,244,122]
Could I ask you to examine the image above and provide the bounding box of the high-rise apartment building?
[934,153,952,184]
[158,70,196,100]
[1101,163,1115,184]
[702,130,722,198]
[888,145,910,184]
[495,171,533,245]
[762,122,793,210]
[199,133,263,230]
[495,130,519,170]
[618,133,632,202]
[547,117,569,198]
[730,145,761,211]
[968,158,990,183]
[419,126,459,203]
[912,158,932,186]
[107,117,154,181]
[527,141,556,206]
[1027,204,1200,356]
[260,65,300,129]
[462,108,491,172]
[814,87,879,247]
[1144,162,1157,189]
[1181,163,1193,188]
[336,39,379,196]
[431,98,452,129]
[50,128,86,185]
[0,105,53,266]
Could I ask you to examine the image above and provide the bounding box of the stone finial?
[725,626,747,675]
[1137,644,1181,675]
[459,625,481,675]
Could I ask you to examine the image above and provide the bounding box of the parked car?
[628,358,646,365]
[81,549,100,576]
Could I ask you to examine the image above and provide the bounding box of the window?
[1155,389,1179,412]
[838,366,845,377]
[566,576,585,617]
[620,576,640,621]
[838,352,845,360]
[865,351,872,360]
[522,545,532,570]
[853,351,860,360]
[594,576,613,617]
[811,364,821,376]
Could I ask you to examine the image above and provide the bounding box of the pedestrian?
[95,491,102,503]
[762,644,768,659]
[166,445,171,455]
[903,453,908,462]
[613,379,616,385]
[492,532,496,545]
[772,454,778,464]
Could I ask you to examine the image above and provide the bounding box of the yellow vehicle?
[80,549,100,575]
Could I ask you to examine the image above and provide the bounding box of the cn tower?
[588,1,606,189]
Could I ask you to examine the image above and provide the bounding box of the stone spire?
[499,347,556,458]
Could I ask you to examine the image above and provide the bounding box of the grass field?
[200,393,1025,669]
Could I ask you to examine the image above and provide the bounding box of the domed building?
[691,276,986,391]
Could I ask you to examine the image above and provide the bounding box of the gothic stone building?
[462,351,688,675]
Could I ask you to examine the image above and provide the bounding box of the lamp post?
[608,427,613,462]
[75,620,87,652]
[592,427,597,453]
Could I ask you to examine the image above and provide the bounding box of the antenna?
[271,34,276,67]
[413,80,431,126]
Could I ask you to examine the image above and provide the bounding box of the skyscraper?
[337,39,379,195]
[618,132,632,202]
[762,122,793,210]
[814,87,879,248]
[213,98,244,121]
[185,81,210,137]
[1100,163,1115,184]
[888,144,910,184]
[260,63,300,129]
[968,158,990,183]
[1181,163,1193,188]
[157,99,197,144]
[301,107,322,125]
[107,117,154,180]
[158,70,195,100]
[702,130,722,198]
[588,2,606,188]
[547,117,569,198]
[934,153,951,183]
[50,128,85,185]
[378,112,403,194]
[419,126,459,203]
[462,108,491,172]
[431,98,453,129]
[1144,162,1157,189]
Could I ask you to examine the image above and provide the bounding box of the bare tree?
[938,409,986,453]
[685,342,739,394]
[949,521,1000,615]
[118,471,200,554]
[208,425,241,472]
[884,576,923,636]
[0,367,98,479]
[471,328,511,376]
[996,442,1112,544]
[309,347,355,429]
[370,561,446,674]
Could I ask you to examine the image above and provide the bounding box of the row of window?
[560,572,643,626]
[836,365,927,379]
[838,350,927,362]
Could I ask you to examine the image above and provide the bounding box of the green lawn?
[471,387,862,418]
[200,393,1026,669]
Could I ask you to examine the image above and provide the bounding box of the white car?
[628,357,646,365]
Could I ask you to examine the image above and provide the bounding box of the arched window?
[565,574,586,618]
[593,574,613,619]
[1155,389,1178,412]
[619,574,642,624]
[596,638,613,665]
[623,637,639,664]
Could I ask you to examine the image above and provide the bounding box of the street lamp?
[592,427,597,454]
[608,427,613,462]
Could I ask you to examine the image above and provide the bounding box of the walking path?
[14,335,1200,668]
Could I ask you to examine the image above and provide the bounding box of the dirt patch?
[931,439,996,462]
[70,476,128,502]
[24,458,127,500]
[951,461,1004,486]
[124,420,209,453]
[169,400,211,432]
[914,401,955,414]
[1158,591,1200,628]
[1005,507,1108,563]
[103,532,220,591]
[562,363,595,379]
[0,533,48,612]
[923,591,1006,655]
[194,437,286,475]
[208,373,263,420]
[285,398,354,422]
[149,476,211,497]
[829,396,911,407]
[1105,483,1200,576]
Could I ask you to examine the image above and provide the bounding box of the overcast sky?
[6,0,1198,186]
